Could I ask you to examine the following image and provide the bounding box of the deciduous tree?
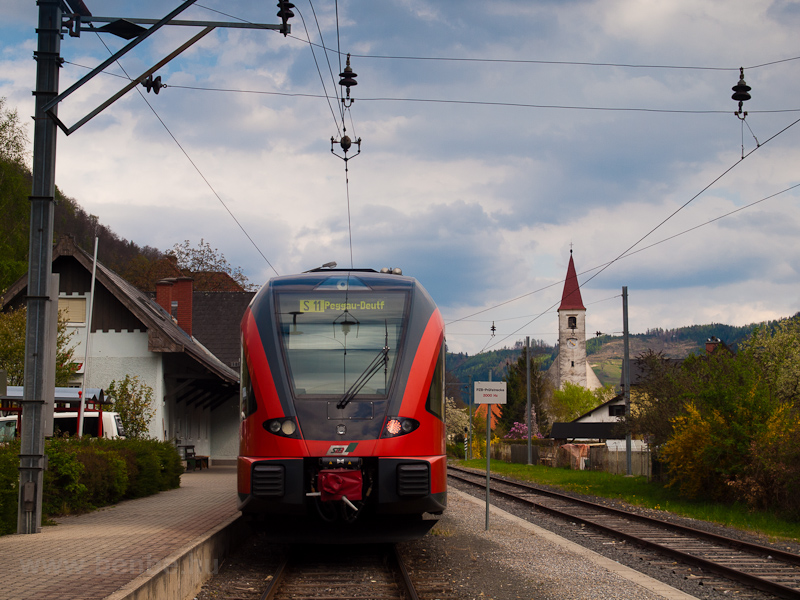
[106,375,155,439]
[0,307,77,385]
[548,381,608,424]
[499,350,550,435]
[169,239,255,291]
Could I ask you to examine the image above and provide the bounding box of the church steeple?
[547,250,602,391]
[559,250,585,311]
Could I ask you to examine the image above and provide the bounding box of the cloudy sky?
[2,0,799,354]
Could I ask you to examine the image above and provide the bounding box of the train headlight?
[381,417,419,438]
[263,417,300,438]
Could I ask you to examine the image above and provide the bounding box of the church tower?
[550,251,602,390]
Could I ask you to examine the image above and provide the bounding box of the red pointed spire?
[559,251,585,310]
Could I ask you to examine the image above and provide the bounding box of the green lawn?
[455,459,800,543]
[590,358,622,388]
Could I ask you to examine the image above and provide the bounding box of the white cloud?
[3,0,799,355]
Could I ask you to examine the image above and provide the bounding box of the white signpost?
[474,381,506,530]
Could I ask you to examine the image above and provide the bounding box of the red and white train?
[237,267,446,541]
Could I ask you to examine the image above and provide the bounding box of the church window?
[571,361,574,367]
[568,316,577,329]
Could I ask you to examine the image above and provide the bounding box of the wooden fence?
[491,442,652,478]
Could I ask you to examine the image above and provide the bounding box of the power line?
[127,81,800,115]
[61,62,800,116]
[453,123,800,349]
[281,37,800,73]
[345,53,800,72]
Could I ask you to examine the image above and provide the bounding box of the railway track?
[449,465,800,599]
[259,544,420,600]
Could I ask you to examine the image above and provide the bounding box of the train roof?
[265,269,420,292]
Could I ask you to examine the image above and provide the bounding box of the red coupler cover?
[318,469,362,501]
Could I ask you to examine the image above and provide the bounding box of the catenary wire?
[280,36,800,72]
[60,62,800,116]
[480,120,800,352]
[308,0,346,123]
[451,153,800,345]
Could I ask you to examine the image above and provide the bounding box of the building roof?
[550,422,622,440]
[2,236,238,389]
[558,251,585,311]
[192,290,256,369]
[573,393,625,422]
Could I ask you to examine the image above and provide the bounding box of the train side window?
[425,342,445,420]
[241,344,257,418]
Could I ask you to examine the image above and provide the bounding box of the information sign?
[474,381,507,404]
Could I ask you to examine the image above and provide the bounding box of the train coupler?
[317,469,363,502]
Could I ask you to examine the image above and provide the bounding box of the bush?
[0,439,21,536]
[0,436,183,535]
[732,403,800,519]
[76,446,129,507]
[446,442,465,459]
[112,438,182,497]
[43,437,89,515]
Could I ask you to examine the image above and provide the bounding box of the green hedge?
[0,437,183,536]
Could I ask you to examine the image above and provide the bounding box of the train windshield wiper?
[337,326,389,410]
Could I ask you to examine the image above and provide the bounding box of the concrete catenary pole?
[19,0,62,534]
[622,286,632,476]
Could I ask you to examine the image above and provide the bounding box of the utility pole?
[467,375,472,460]
[526,336,532,465]
[18,0,63,535]
[18,0,291,534]
[622,286,632,476]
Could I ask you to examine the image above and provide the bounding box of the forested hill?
[1,99,252,295]
[0,99,161,295]
[446,341,556,387]
[447,318,793,389]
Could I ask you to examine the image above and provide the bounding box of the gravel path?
[398,490,696,600]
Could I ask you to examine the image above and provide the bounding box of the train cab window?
[276,290,407,398]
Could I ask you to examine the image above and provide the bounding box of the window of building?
[567,316,577,329]
[609,404,625,417]
[58,297,87,325]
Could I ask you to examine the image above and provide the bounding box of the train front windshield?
[276,289,407,398]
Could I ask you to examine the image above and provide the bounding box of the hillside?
[448,319,784,390]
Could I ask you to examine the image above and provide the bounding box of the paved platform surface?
[0,466,239,600]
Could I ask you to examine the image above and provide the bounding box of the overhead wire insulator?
[731,67,751,120]
[331,131,362,162]
[276,0,294,37]
[339,53,358,107]
[142,75,164,94]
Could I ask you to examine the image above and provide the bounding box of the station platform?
[0,465,240,600]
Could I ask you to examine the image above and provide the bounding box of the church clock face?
[567,338,578,348]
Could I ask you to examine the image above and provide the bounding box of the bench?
[181,445,209,471]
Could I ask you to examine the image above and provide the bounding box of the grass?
[590,358,622,388]
[455,459,800,543]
